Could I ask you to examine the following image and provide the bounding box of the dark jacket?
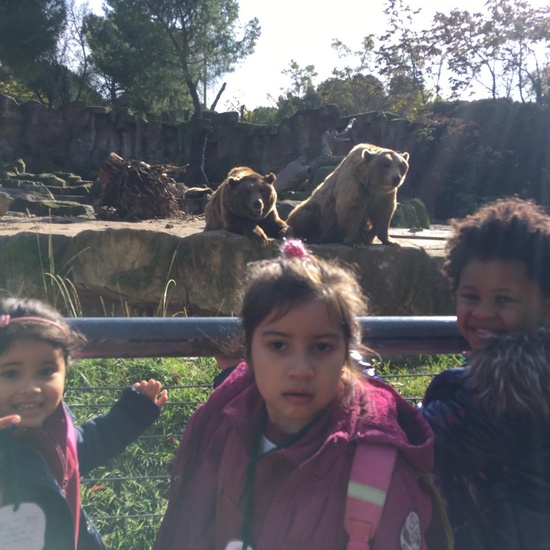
[423,367,550,550]
[0,386,162,550]
[155,363,440,550]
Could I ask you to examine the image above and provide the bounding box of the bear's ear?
[399,152,410,161]
[228,177,240,188]
[361,149,375,163]
[264,172,276,185]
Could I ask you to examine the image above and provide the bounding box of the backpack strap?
[345,443,397,550]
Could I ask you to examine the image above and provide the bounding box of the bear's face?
[226,170,277,221]
[356,147,410,196]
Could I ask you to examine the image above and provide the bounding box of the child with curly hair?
[422,197,550,549]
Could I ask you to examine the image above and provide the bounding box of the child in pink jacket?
[155,240,450,550]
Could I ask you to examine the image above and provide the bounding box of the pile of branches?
[97,153,180,220]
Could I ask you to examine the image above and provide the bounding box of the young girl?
[0,297,168,550]
[155,240,449,550]
[422,197,550,548]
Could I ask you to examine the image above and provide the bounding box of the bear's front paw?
[249,228,270,247]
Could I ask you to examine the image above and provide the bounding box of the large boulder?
[0,229,453,317]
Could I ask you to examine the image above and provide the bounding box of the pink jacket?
[154,364,438,550]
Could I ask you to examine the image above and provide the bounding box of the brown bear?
[204,166,292,247]
[286,143,410,246]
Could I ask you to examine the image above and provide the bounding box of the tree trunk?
[184,78,210,187]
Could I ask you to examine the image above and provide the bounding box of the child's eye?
[0,369,19,379]
[268,341,286,351]
[496,295,516,304]
[40,367,56,376]
[315,342,334,353]
[458,292,478,301]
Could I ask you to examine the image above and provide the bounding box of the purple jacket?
[154,364,439,550]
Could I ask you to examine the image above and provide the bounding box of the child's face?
[0,339,66,428]
[249,299,347,436]
[456,259,550,350]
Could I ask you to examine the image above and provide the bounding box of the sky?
[85,0,548,111]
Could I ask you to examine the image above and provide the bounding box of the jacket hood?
[215,363,434,473]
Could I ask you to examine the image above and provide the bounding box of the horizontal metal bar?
[68,316,466,358]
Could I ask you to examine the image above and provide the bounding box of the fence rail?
[70,315,466,358]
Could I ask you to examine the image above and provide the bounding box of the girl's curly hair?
[443,197,550,295]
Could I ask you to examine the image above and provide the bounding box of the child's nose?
[288,351,315,378]
[473,301,495,318]
[21,381,41,394]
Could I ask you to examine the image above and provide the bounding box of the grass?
[65,353,462,549]
[65,355,218,549]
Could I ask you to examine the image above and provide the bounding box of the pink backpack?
[345,443,453,549]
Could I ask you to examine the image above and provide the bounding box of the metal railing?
[70,315,466,358]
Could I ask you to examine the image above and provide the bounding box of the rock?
[274,156,310,194]
[0,192,13,216]
[0,229,453,317]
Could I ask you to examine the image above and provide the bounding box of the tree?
[275,60,320,118]
[374,0,437,111]
[0,0,66,68]
[318,37,386,114]
[432,0,550,101]
[85,2,188,114]
[87,0,259,185]
[0,0,70,106]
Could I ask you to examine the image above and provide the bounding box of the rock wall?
[0,94,415,183]
[0,229,453,317]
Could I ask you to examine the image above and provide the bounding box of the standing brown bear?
[204,166,292,247]
[287,143,410,246]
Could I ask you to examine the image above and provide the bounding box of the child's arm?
[75,379,168,475]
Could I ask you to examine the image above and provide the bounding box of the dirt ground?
[0,211,206,238]
[0,211,449,256]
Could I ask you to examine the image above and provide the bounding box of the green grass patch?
[65,356,218,549]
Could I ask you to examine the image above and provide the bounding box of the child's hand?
[0,415,21,429]
[133,379,168,409]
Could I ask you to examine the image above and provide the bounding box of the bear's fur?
[286,143,410,246]
[204,166,292,246]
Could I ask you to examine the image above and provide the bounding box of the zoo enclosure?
[66,316,464,541]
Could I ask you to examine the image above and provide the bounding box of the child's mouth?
[283,391,314,404]
[14,403,43,412]
[472,328,499,338]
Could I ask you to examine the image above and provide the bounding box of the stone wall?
[0,229,453,318]
[0,94,416,183]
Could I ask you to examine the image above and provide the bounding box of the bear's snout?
[253,199,264,213]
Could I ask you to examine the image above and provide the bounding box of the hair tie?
[0,314,70,338]
[281,239,309,260]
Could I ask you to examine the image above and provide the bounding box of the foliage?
[431,0,550,102]
[84,1,190,114]
[0,0,66,68]
[275,60,321,118]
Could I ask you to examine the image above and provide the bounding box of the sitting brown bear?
[204,166,292,246]
[286,143,409,246]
